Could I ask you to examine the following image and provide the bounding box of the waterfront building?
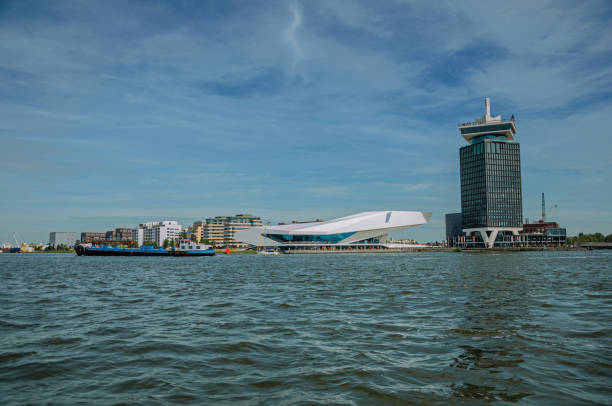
[137,221,182,247]
[80,232,107,243]
[105,228,135,241]
[202,219,225,245]
[234,211,430,252]
[458,98,523,248]
[278,219,326,225]
[445,213,465,247]
[49,232,76,248]
[192,221,204,243]
[520,220,567,245]
[203,214,263,247]
[453,219,567,248]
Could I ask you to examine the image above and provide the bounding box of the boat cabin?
[175,239,210,251]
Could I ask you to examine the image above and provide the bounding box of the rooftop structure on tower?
[458,97,517,143]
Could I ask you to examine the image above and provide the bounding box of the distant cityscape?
[49,214,264,249]
[6,98,612,253]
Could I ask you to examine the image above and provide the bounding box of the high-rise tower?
[458,98,523,248]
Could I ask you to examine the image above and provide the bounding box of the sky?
[1,0,611,243]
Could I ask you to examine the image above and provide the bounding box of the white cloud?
[284,1,303,74]
[1,1,611,242]
[403,183,432,192]
[296,185,350,197]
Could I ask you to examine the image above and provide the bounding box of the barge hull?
[75,246,215,256]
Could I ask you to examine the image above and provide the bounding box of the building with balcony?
[80,232,107,243]
[202,214,263,247]
[105,228,136,241]
[136,221,182,247]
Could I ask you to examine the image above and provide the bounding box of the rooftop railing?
[458,116,515,127]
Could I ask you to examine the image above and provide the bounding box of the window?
[265,232,356,244]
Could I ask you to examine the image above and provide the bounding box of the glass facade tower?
[460,141,522,228]
[458,98,523,248]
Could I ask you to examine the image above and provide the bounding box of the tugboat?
[75,239,215,256]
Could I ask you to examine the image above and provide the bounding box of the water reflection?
[447,253,533,402]
[1,252,610,404]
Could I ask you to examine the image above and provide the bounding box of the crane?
[541,193,558,222]
[7,232,23,247]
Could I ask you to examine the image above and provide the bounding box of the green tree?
[143,240,159,248]
[162,239,170,248]
[569,233,611,243]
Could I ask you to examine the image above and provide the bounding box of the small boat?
[258,250,279,255]
[75,239,215,256]
[2,235,22,253]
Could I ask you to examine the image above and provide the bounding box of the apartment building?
[192,221,204,243]
[105,228,136,241]
[80,232,107,243]
[201,214,262,247]
[137,221,182,247]
[49,232,76,248]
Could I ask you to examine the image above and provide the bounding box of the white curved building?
[234,211,431,250]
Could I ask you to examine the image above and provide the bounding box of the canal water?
[1,251,610,404]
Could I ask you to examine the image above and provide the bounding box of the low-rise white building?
[235,211,431,250]
[137,221,182,247]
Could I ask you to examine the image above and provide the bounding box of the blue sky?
[1,0,611,243]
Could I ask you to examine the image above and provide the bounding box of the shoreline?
[270,246,588,254]
[3,246,591,255]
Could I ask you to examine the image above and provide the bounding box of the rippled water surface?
[1,251,611,405]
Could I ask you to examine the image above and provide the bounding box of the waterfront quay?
[280,246,585,254]
[281,246,434,254]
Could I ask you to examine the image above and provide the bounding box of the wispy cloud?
[403,183,432,192]
[199,68,285,98]
[284,1,303,74]
[296,185,350,197]
[0,0,611,241]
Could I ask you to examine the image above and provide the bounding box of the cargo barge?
[75,239,215,256]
